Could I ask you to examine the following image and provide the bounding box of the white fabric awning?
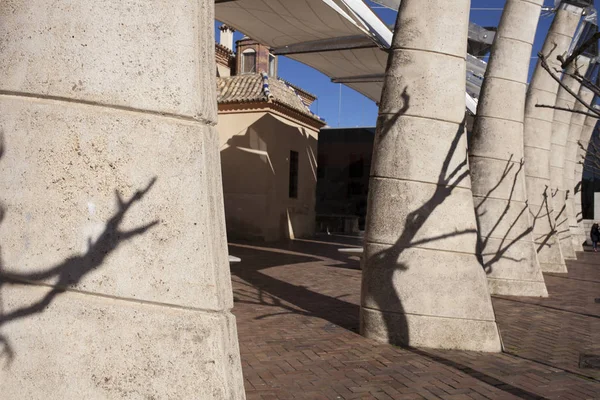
[215,0,480,113]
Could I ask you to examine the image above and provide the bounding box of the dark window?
[349,155,364,178]
[289,151,299,198]
[347,182,363,196]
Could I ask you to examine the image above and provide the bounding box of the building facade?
[216,29,325,241]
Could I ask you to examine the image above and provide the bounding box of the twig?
[534,104,600,118]
[538,51,600,117]
[559,31,600,69]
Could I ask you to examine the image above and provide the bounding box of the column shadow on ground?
[410,348,549,400]
[229,241,361,332]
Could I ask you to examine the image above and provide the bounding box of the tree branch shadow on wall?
[551,188,573,247]
[574,179,584,223]
[473,156,533,274]
[362,113,478,346]
[532,186,558,253]
[473,155,557,263]
[0,172,159,368]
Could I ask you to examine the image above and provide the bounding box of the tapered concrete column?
[361,0,501,352]
[523,3,582,273]
[575,111,599,243]
[0,1,245,398]
[469,0,547,297]
[550,58,590,259]
[564,86,595,251]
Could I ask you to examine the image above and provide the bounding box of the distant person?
[591,223,600,252]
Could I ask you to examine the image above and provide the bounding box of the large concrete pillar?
[523,3,582,273]
[469,0,547,297]
[0,1,245,398]
[361,0,501,352]
[575,110,599,243]
[565,86,595,252]
[549,58,590,259]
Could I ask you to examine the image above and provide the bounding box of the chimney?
[219,25,235,51]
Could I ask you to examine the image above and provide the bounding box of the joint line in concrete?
[0,90,216,126]
[469,154,525,165]
[360,305,496,323]
[369,175,471,191]
[389,46,465,61]
[378,111,464,126]
[1,274,232,315]
[474,113,523,125]
[523,143,551,152]
[364,239,476,257]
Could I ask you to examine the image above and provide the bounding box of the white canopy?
[215,0,480,113]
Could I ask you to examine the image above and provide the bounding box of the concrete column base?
[554,191,576,259]
[487,277,548,297]
[478,236,548,297]
[361,242,502,352]
[361,307,502,352]
[1,284,244,399]
[558,236,577,259]
[540,262,568,273]
[571,235,584,252]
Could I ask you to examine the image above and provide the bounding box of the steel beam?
[331,73,384,83]
[272,35,380,55]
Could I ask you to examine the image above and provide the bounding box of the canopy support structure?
[332,74,385,83]
[273,36,380,56]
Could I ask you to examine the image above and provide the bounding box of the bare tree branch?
[559,31,600,69]
[534,103,600,118]
[537,51,600,117]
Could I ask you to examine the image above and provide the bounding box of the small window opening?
[242,49,256,74]
[289,151,299,198]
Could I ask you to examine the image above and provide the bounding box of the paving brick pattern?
[229,236,600,399]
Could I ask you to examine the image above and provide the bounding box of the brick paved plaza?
[229,235,600,399]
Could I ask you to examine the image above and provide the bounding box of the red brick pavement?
[229,236,600,399]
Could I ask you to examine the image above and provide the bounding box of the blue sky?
[216,0,598,128]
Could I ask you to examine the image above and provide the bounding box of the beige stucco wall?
[217,108,319,241]
[217,63,231,78]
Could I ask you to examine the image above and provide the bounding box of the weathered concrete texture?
[361,0,501,352]
[549,59,590,260]
[1,284,243,399]
[575,112,599,244]
[0,0,245,398]
[469,0,547,297]
[564,86,595,251]
[523,4,582,273]
[0,0,217,122]
[0,99,234,310]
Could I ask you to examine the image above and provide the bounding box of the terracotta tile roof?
[278,78,317,102]
[217,74,323,122]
